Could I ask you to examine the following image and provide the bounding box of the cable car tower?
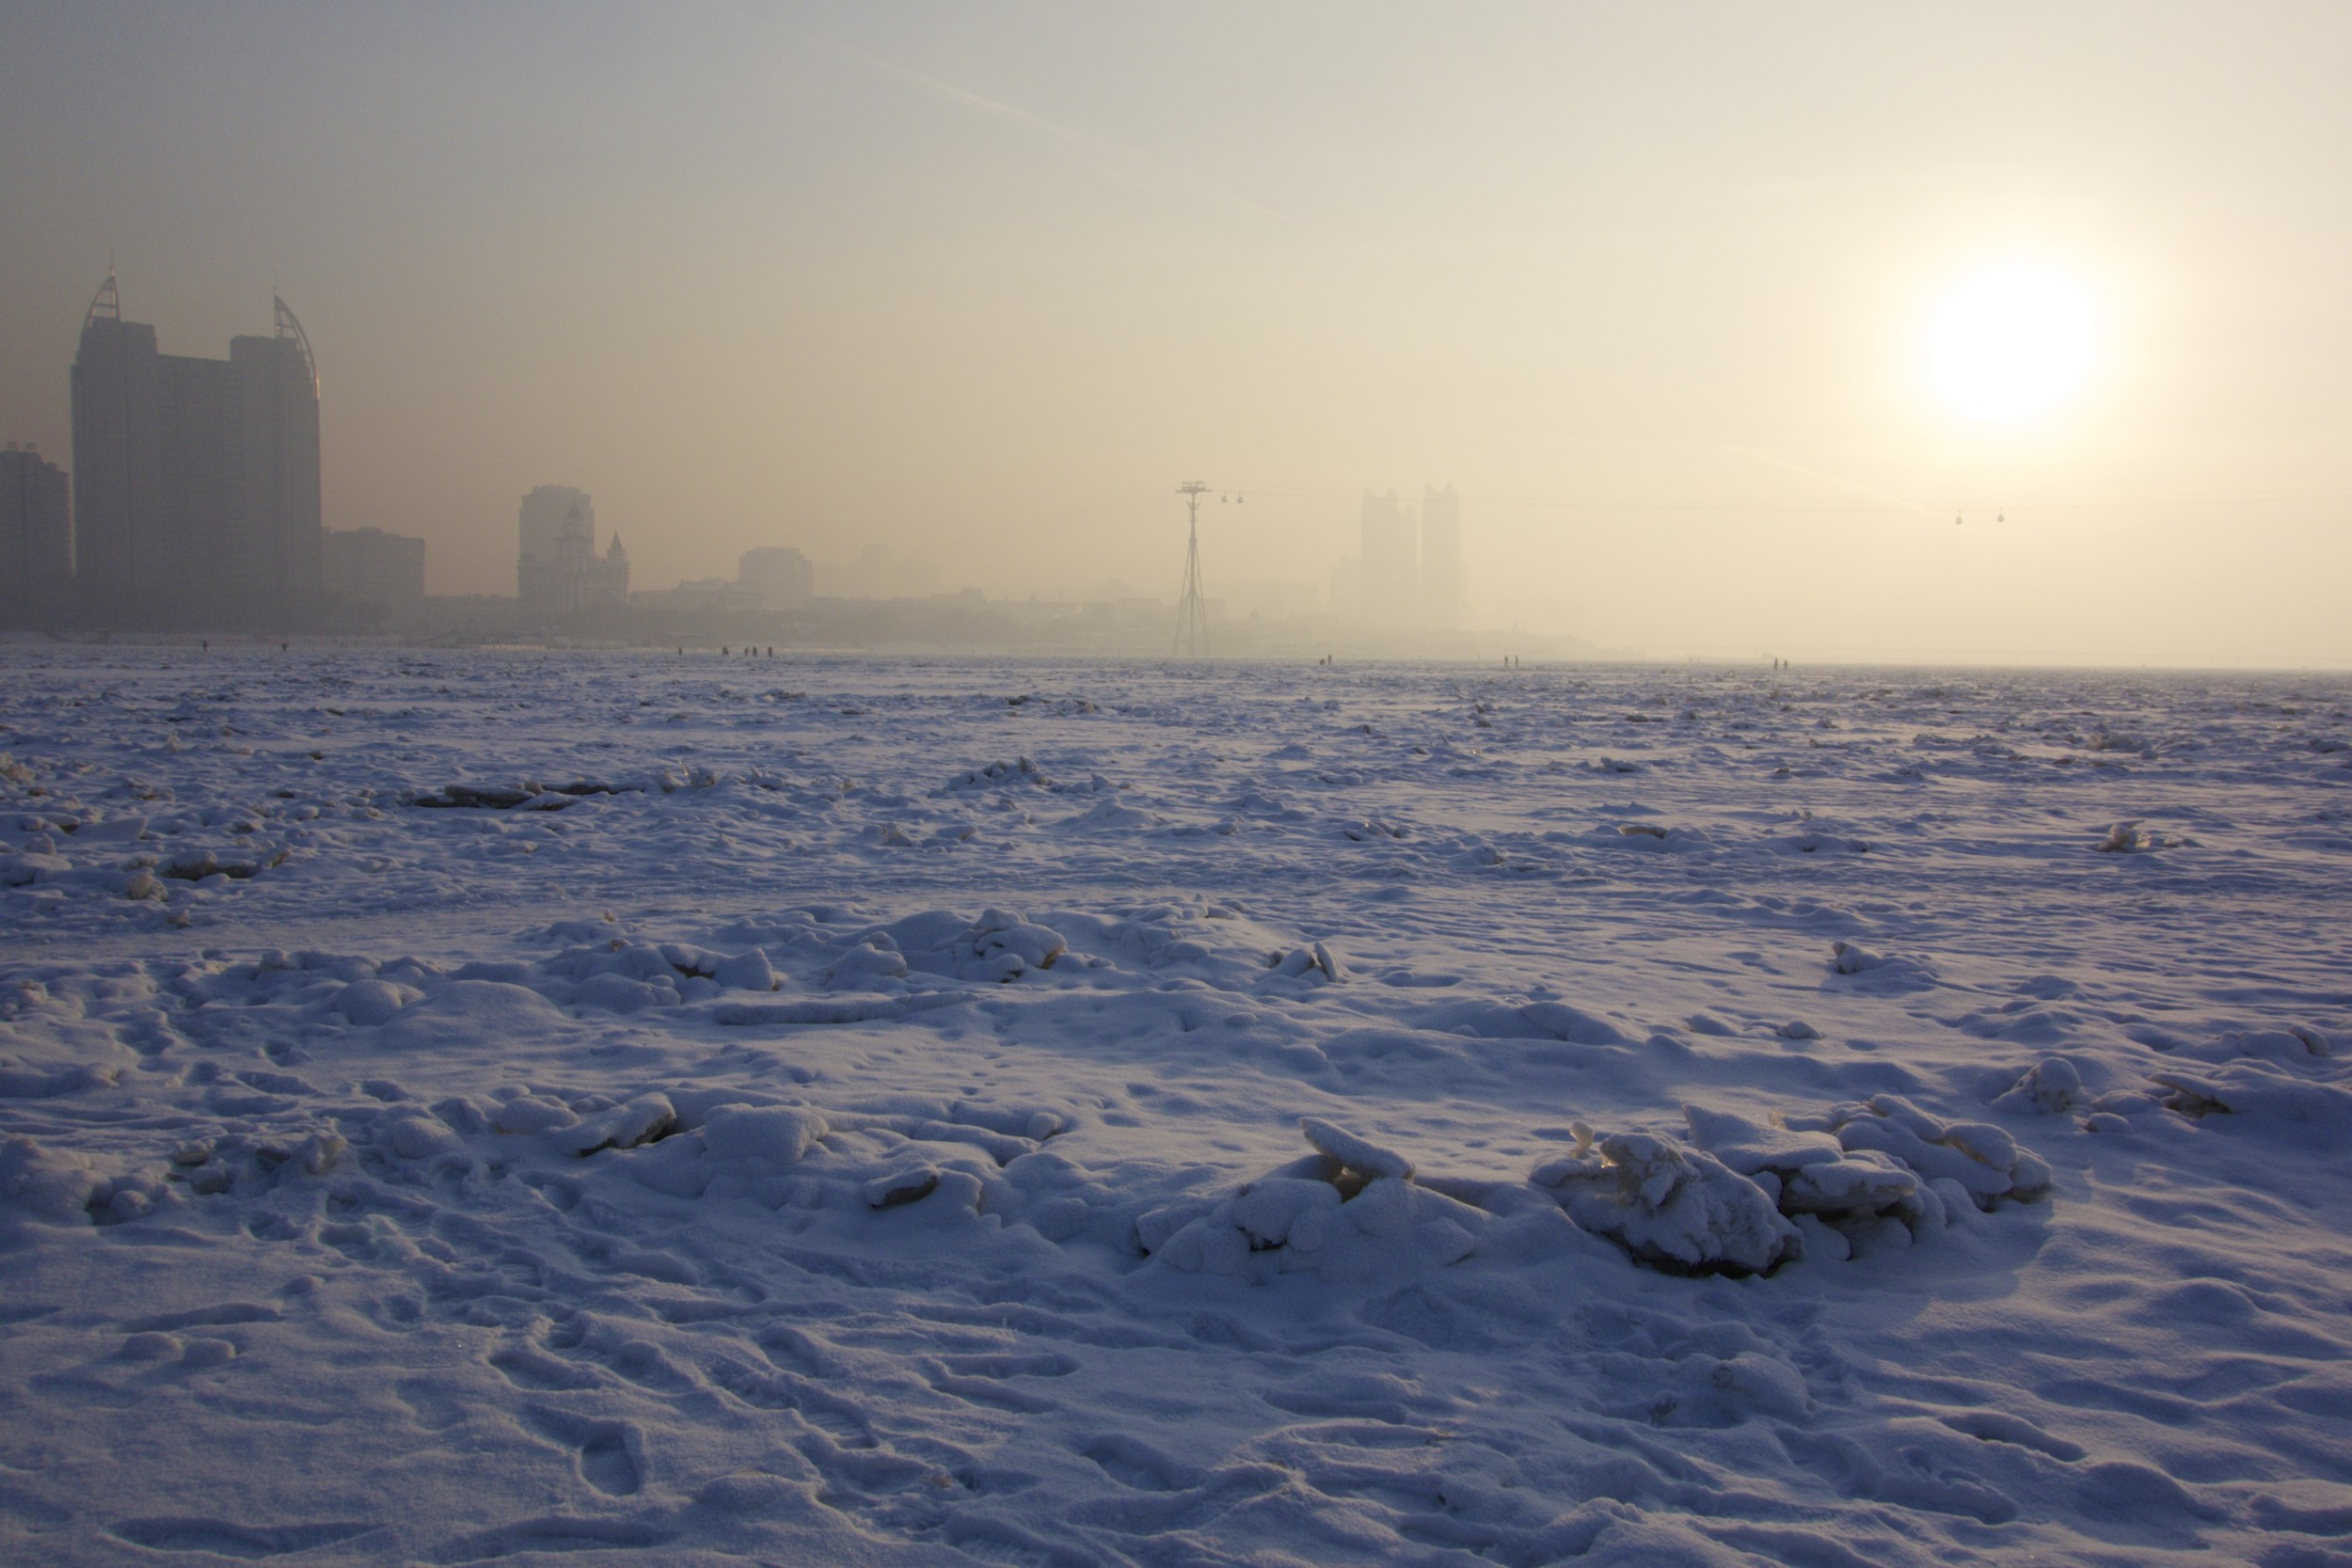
[1171,480,1215,657]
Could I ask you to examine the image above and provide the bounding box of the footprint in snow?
[524,1407,643,1497]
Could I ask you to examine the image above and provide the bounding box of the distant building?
[634,577,763,619]
[69,273,322,622]
[0,444,73,616]
[322,527,425,610]
[1359,488,1419,629]
[516,484,589,602]
[738,546,812,610]
[828,542,938,599]
[1420,483,1468,628]
[516,485,628,615]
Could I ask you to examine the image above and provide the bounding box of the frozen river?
[4,646,2349,1565]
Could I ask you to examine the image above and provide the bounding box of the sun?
[1927,265,2094,424]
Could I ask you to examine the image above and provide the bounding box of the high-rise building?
[323,527,426,610]
[68,274,322,623]
[739,546,812,610]
[0,444,73,616]
[1359,488,1420,630]
[516,485,628,615]
[1420,483,1468,629]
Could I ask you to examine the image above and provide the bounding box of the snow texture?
[3,647,2350,1566]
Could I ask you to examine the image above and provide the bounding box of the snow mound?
[952,909,1067,980]
[1140,1120,1484,1283]
[2145,1065,2352,1147]
[1780,1095,2053,1212]
[823,937,911,989]
[945,757,1048,791]
[562,1094,679,1155]
[1993,1055,2086,1113]
[1827,941,1940,989]
[1420,998,1631,1046]
[335,977,418,1025]
[409,783,572,811]
[1530,1095,2058,1275]
[1265,941,1346,984]
[1063,798,1157,832]
[1533,1125,1797,1275]
[0,1134,103,1225]
[700,1103,828,1164]
[547,1091,1079,1223]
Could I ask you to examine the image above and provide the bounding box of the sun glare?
[1927,265,2094,424]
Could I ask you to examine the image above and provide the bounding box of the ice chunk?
[1299,1117,1413,1180]
[1775,1151,1917,1217]
[1862,1093,1948,1142]
[1537,1132,1796,1275]
[1836,1117,1978,1182]
[563,1094,677,1155]
[1682,1105,1844,1176]
[2096,820,2148,852]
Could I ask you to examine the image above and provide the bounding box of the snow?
[3,645,2351,1564]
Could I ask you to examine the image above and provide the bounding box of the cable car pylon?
[1172,481,1214,657]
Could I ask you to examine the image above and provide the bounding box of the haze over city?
[4,2,2350,664]
[10,11,2352,1566]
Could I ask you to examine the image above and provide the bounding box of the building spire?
[273,291,317,394]
[85,269,120,327]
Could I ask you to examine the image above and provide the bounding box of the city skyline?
[4,6,2350,662]
[17,265,1488,642]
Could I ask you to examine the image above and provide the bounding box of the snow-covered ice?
[3,646,2350,1564]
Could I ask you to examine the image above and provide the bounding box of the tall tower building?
[0,444,73,615]
[69,274,164,601]
[68,274,323,624]
[1420,483,1468,629]
[232,298,324,609]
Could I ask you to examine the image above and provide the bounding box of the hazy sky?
[4,3,2348,663]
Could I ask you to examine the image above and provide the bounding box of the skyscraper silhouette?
[69,274,322,625]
